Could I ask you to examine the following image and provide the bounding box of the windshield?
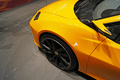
[75,0,120,24]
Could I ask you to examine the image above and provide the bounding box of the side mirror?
[92,15,120,35]
[92,20,112,35]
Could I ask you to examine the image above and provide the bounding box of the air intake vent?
[34,12,41,20]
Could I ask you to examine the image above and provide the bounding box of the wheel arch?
[39,31,79,70]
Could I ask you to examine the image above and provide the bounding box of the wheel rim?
[41,38,71,69]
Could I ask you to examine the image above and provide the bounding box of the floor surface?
[0,0,94,80]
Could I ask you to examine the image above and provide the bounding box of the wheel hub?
[54,51,59,55]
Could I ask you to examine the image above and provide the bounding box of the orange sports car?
[30,0,120,79]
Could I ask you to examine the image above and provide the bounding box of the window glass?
[75,0,120,24]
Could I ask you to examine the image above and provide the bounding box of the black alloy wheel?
[40,34,78,71]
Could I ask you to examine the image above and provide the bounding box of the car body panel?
[87,38,120,80]
[39,0,78,19]
[87,15,120,79]
[30,11,106,73]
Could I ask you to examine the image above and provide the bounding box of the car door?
[87,15,120,80]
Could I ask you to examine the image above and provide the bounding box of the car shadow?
[74,70,96,80]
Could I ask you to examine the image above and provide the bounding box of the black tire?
[40,34,78,71]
